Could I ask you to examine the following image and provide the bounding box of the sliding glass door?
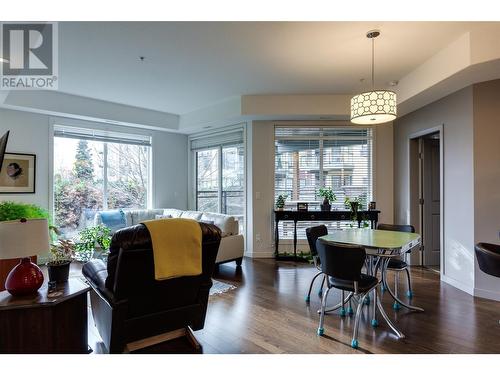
[196,144,245,217]
[196,148,220,213]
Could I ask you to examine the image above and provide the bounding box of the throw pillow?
[100,209,126,232]
[200,219,214,225]
[155,214,172,220]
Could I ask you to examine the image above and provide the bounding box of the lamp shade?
[350,90,397,125]
[0,218,50,259]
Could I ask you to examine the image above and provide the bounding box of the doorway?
[409,129,442,271]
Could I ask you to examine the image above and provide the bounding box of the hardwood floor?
[88,259,500,354]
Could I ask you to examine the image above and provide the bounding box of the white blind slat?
[54,125,151,146]
[190,129,244,151]
[275,126,373,239]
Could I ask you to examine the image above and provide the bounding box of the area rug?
[210,279,236,295]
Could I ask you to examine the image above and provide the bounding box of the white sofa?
[94,208,244,266]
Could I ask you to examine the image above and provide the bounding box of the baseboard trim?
[473,287,500,302]
[245,250,275,259]
[441,274,474,296]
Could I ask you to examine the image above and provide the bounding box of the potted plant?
[275,194,288,211]
[74,224,112,262]
[0,201,48,222]
[318,187,336,211]
[47,239,75,283]
[344,196,369,228]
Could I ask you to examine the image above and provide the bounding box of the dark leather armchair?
[82,222,221,353]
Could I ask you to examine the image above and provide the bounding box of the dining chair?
[316,239,379,349]
[377,223,415,310]
[305,225,328,303]
[475,242,500,324]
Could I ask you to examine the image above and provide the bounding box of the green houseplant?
[47,238,75,283]
[74,224,112,262]
[0,201,48,222]
[318,187,336,211]
[344,196,369,228]
[275,194,288,210]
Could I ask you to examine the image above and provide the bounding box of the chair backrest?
[106,222,221,304]
[316,239,366,281]
[475,242,500,278]
[306,225,328,256]
[377,223,415,233]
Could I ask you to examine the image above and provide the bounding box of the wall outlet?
[256,233,261,241]
[255,191,261,200]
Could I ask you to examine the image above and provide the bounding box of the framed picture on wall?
[0,153,36,194]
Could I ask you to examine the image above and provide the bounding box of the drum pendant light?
[351,30,397,125]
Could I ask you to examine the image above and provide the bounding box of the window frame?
[49,118,153,232]
[274,124,374,240]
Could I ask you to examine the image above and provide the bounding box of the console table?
[274,210,380,260]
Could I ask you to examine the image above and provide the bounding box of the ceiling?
[58,22,487,115]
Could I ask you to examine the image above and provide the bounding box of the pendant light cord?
[371,36,375,89]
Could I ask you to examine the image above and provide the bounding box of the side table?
[0,277,90,353]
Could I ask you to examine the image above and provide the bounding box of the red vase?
[5,257,44,296]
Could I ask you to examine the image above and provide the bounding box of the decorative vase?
[47,261,71,283]
[320,198,331,211]
[5,257,44,296]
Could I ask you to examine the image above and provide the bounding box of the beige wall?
[246,120,394,258]
[374,122,394,225]
[473,79,500,300]
[393,87,476,294]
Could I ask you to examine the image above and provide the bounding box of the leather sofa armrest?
[82,259,116,304]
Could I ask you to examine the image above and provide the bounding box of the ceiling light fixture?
[350,30,397,125]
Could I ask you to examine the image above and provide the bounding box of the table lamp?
[0,218,50,296]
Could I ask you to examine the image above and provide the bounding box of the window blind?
[53,125,152,146]
[190,128,244,151]
[275,125,373,239]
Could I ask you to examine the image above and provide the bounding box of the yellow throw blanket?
[141,218,202,280]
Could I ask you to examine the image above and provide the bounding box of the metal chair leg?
[371,287,379,327]
[393,272,401,310]
[317,287,331,336]
[340,291,346,316]
[347,298,354,315]
[305,271,322,303]
[351,294,366,349]
[318,275,326,297]
[405,268,413,299]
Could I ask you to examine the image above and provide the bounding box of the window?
[53,125,151,237]
[275,126,373,239]
[191,128,245,229]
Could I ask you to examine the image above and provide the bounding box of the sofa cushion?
[129,209,165,225]
[200,212,238,236]
[163,208,183,218]
[155,214,172,220]
[180,211,203,221]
